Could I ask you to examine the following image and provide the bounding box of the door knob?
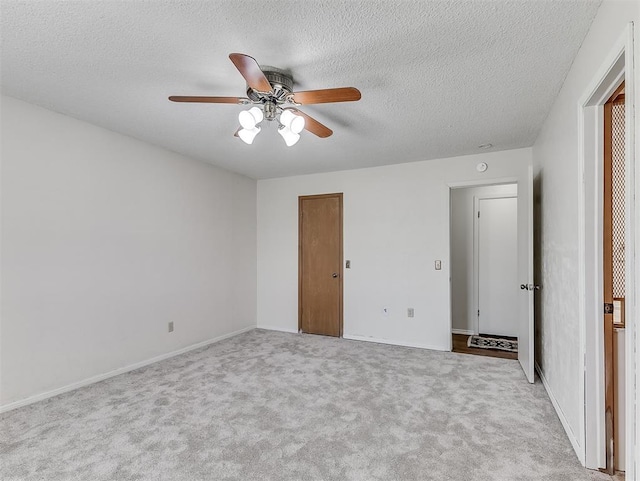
[332,273,338,278]
[520,284,528,290]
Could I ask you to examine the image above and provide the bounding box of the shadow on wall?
[533,170,544,368]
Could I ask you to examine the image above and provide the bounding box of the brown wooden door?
[603,81,624,474]
[299,193,343,337]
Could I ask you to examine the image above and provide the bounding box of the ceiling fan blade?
[287,108,333,138]
[291,87,361,105]
[229,53,273,94]
[169,96,248,104]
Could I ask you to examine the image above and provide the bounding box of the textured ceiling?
[1,0,600,179]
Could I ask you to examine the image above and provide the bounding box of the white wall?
[0,96,257,407]
[257,148,530,350]
[450,184,517,334]
[531,0,639,469]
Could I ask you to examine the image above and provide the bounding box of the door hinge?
[478,211,480,218]
[604,303,614,314]
[477,309,480,317]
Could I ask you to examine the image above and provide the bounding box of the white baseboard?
[257,325,299,334]
[535,362,584,465]
[452,329,475,335]
[343,334,448,352]
[0,326,255,414]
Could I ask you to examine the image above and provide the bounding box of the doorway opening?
[450,183,519,360]
[579,26,634,476]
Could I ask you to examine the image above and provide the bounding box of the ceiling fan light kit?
[237,103,305,146]
[169,53,361,147]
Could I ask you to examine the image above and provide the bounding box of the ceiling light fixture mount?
[237,104,305,146]
[169,53,362,147]
[246,67,294,103]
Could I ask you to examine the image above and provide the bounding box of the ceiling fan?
[169,53,361,146]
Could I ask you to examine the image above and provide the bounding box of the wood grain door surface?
[299,193,343,337]
[603,82,625,474]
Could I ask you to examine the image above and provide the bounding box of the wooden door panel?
[299,194,343,337]
[603,82,624,474]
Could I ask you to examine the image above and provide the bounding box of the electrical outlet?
[407,308,414,318]
[168,322,174,333]
[382,307,389,316]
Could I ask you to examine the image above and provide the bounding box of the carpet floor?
[0,329,615,481]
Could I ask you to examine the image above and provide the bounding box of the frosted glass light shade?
[238,107,264,129]
[280,109,305,134]
[238,127,261,144]
[290,115,305,134]
[280,109,294,126]
[249,106,263,123]
[278,126,300,146]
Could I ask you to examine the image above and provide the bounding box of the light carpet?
[0,329,614,480]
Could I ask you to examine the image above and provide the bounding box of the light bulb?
[238,126,261,144]
[278,126,300,146]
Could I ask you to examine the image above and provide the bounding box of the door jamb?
[447,177,519,351]
[578,23,635,474]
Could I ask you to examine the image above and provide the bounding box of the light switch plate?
[346,260,351,268]
[435,260,442,270]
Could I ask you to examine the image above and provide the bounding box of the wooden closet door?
[299,193,343,337]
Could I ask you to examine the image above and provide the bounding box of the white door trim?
[473,193,518,336]
[577,22,636,474]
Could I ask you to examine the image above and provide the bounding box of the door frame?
[473,193,518,336]
[298,193,344,336]
[578,23,636,473]
[448,177,520,351]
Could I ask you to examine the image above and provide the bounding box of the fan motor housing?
[246,66,294,102]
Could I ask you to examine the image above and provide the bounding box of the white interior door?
[478,196,519,337]
[518,164,535,383]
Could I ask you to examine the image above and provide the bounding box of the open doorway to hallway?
[450,183,519,361]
